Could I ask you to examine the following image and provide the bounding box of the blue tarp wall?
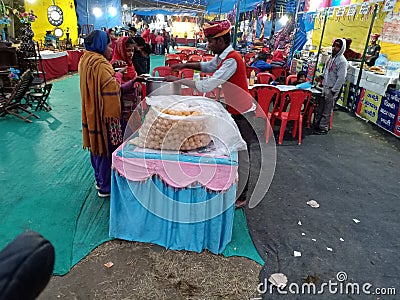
[206,0,260,14]
[76,0,121,30]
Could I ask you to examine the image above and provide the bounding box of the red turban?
[203,20,231,38]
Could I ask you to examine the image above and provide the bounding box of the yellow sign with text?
[359,89,383,123]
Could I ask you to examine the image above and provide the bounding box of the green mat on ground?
[222,208,264,266]
[0,69,263,275]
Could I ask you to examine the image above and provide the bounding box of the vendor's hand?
[164,75,180,82]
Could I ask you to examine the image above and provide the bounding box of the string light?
[108,6,117,17]
[93,7,102,18]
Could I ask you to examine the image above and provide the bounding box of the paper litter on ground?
[298,221,302,226]
[353,218,360,223]
[104,261,114,268]
[327,247,333,252]
[294,251,302,257]
[307,200,320,208]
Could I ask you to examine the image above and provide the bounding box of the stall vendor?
[366,33,381,67]
[343,38,361,61]
[168,20,256,208]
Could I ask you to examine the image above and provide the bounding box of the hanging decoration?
[47,4,64,27]
[383,0,396,12]
[359,2,370,21]
[346,4,357,20]
[327,7,335,18]
[335,6,345,22]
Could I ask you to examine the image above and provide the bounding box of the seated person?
[295,71,307,85]
[270,50,287,69]
[250,51,271,72]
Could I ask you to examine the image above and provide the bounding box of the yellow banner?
[359,89,383,123]
[25,0,78,46]
[311,4,400,60]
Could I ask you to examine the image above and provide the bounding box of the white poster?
[328,7,335,17]
[359,2,370,15]
[383,0,396,12]
[336,6,345,17]
[347,5,357,17]
[382,13,400,45]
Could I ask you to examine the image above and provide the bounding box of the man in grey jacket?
[314,38,347,135]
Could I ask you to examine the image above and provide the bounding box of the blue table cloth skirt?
[109,171,236,254]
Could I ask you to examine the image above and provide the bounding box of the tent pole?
[311,10,327,85]
[350,3,378,113]
[219,0,223,19]
[232,0,241,49]
[86,0,89,25]
[270,0,277,49]
[289,0,302,63]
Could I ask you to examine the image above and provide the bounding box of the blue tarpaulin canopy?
[132,8,197,16]
[138,0,261,14]
[205,0,260,14]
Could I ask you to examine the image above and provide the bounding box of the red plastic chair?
[187,55,203,62]
[176,53,187,61]
[244,52,256,64]
[178,68,194,79]
[253,85,281,118]
[178,69,195,96]
[246,66,261,78]
[203,53,215,59]
[165,54,181,61]
[271,67,287,84]
[194,49,207,56]
[152,66,171,77]
[180,49,192,55]
[165,59,181,67]
[305,102,334,130]
[257,72,275,84]
[285,75,297,85]
[270,89,312,145]
[202,56,214,62]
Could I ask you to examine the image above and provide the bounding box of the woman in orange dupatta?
[79,30,122,197]
[110,37,143,125]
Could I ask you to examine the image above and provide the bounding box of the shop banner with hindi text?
[377,89,400,133]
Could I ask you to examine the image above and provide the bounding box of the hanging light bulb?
[93,7,103,18]
[108,6,117,17]
[279,15,289,26]
[122,4,128,10]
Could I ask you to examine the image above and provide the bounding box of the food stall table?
[66,50,84,72]
[338,63,400,137]
[38,50,68,80]
[248,84,322,96]
[110,140,238,254]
